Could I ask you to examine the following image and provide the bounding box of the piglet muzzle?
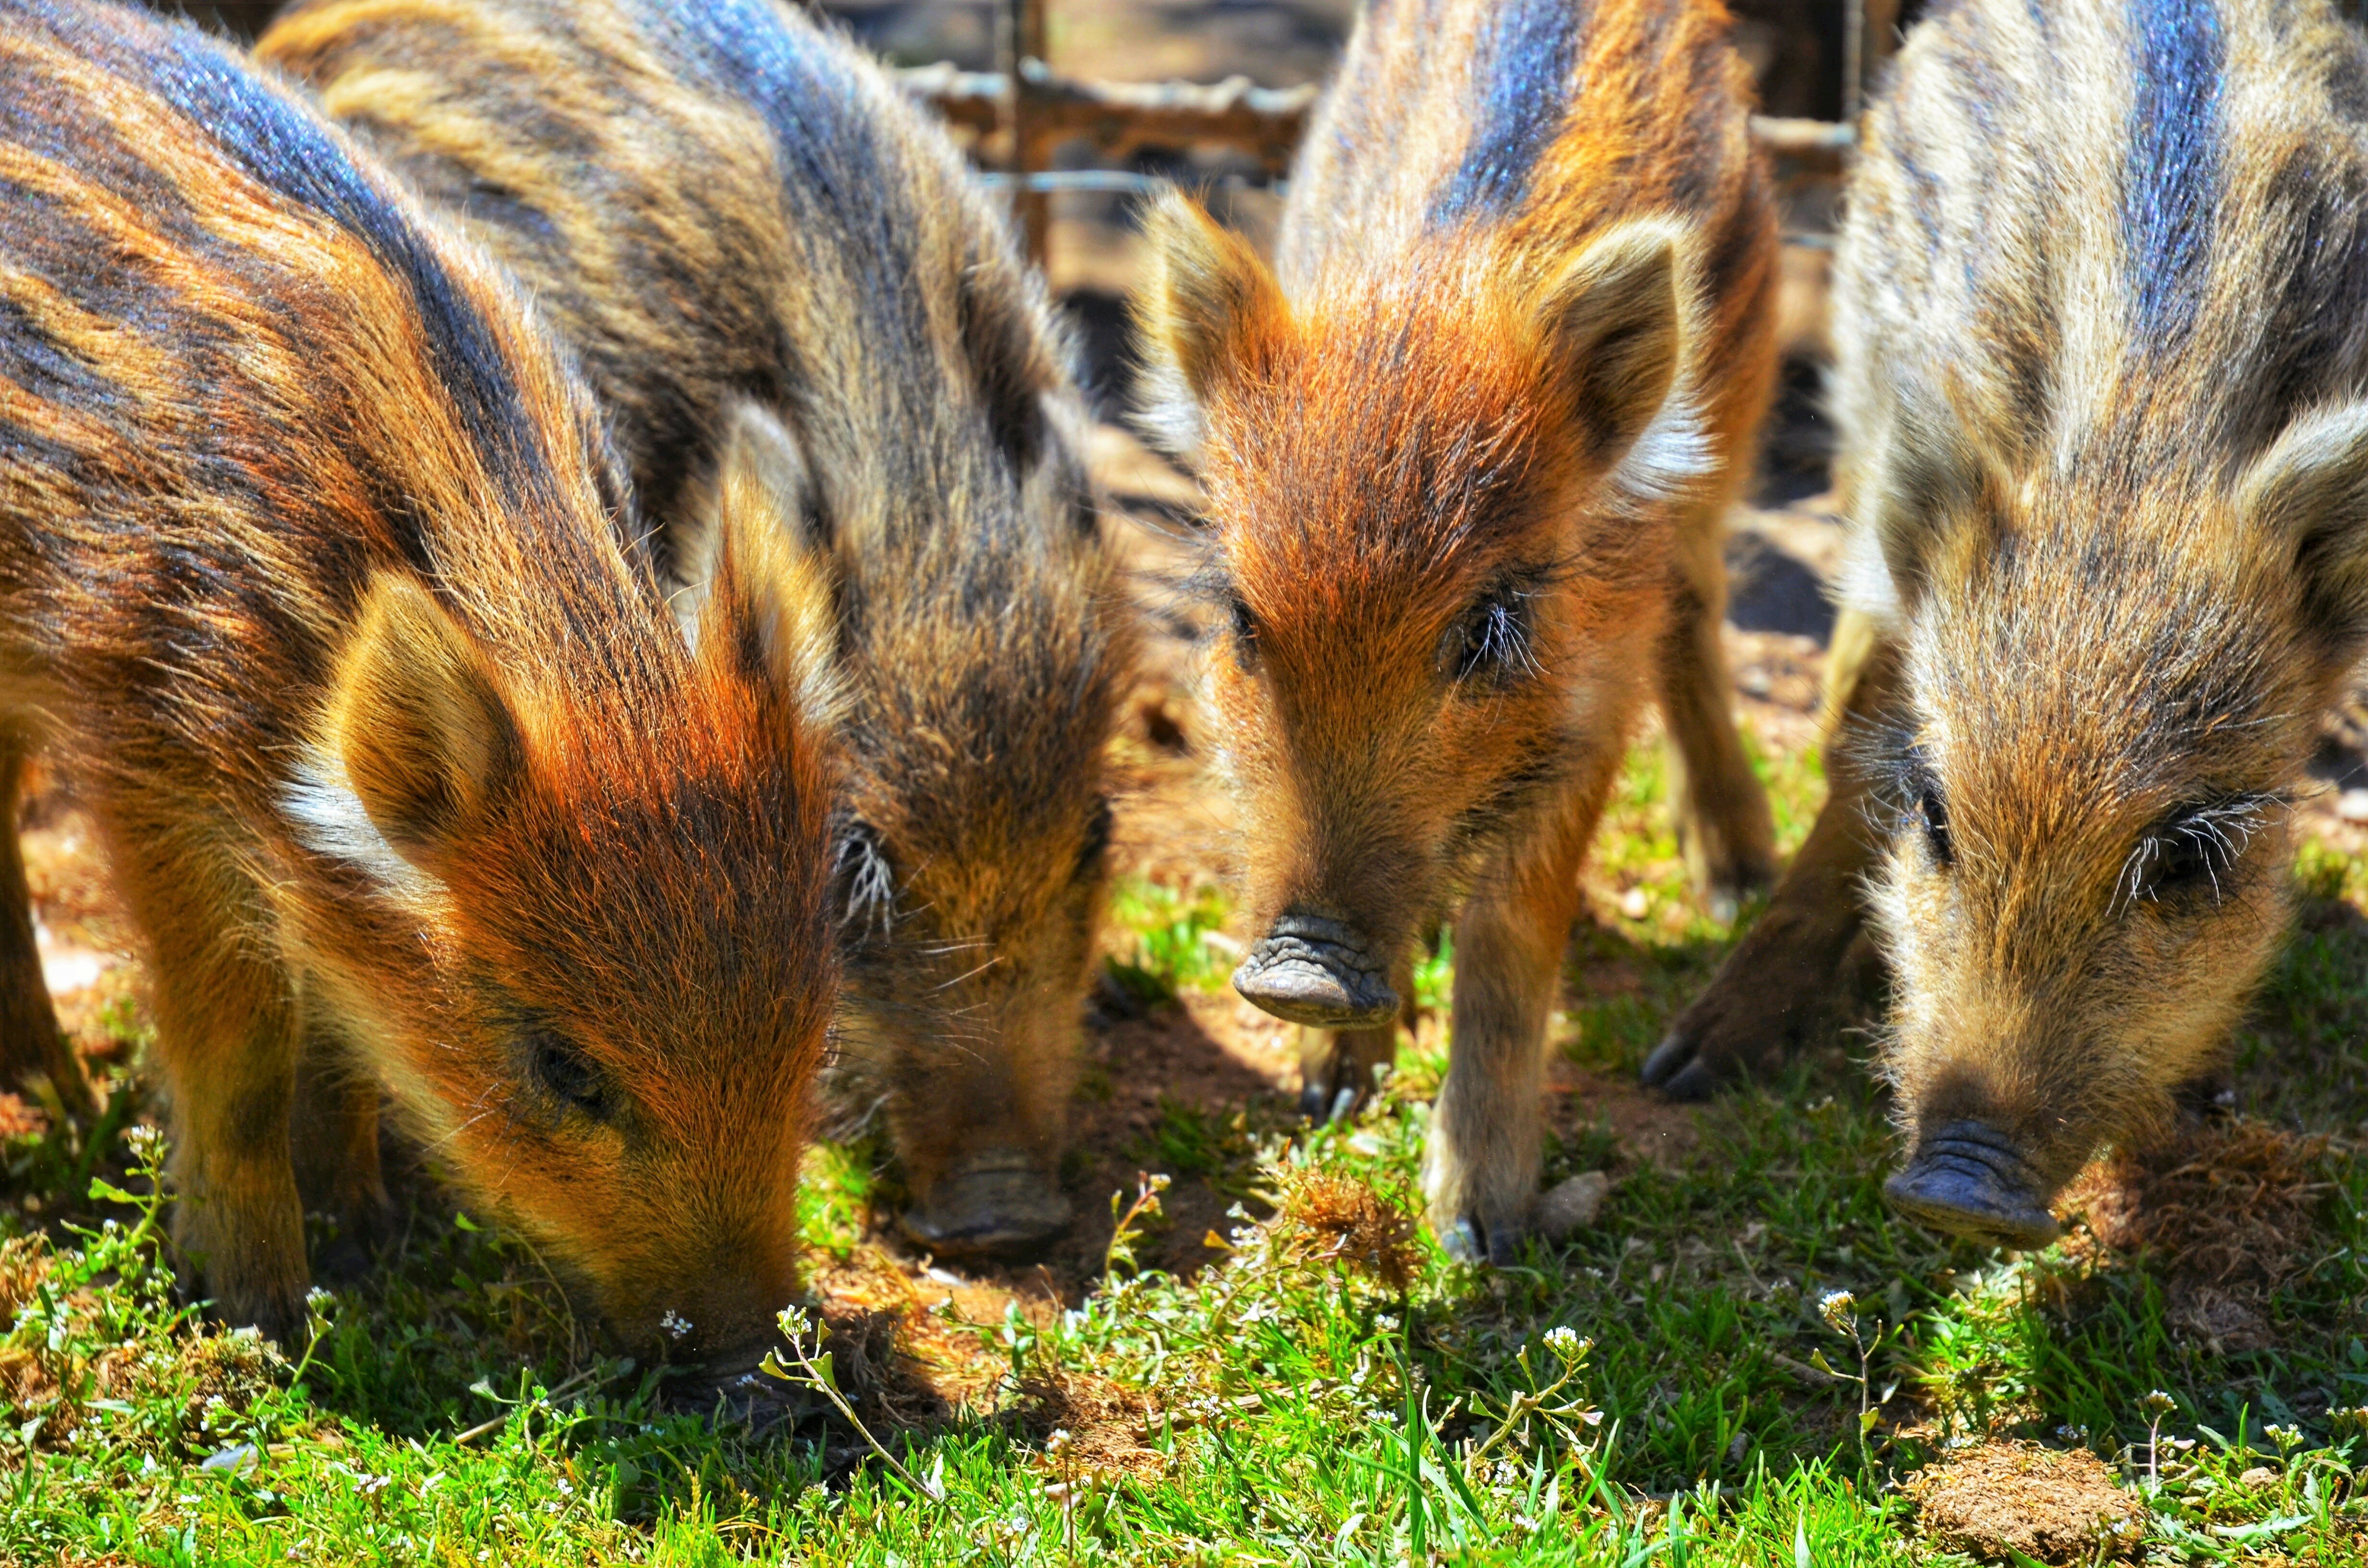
[1232,911,1399,1029]
[1884,1118,2063,1248]
[900,1152,1074,1260]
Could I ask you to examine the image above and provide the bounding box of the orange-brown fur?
[1135,0,1776,1259]
[1652,0,2368,1242]
[0,0,839,1360]
[261,0,1135,1258]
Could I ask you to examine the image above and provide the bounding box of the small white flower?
[1817,1290,1857,1334]
[659,1310,693,1341]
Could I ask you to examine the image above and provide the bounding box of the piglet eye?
[1224,593,1259,669]
[2125,796,2273,906]
[527,1031,611,1118]
[1075,795,1114,881]
[1919,785,1953,868]
[1447,588,1536,685]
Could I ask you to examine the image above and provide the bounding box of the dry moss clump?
[1274,1170,1419,1292]
[1018,1369,1167,1483]
[2055,1117,2339,1349]
[2060,1118,2333,1289]
[1905,1441,2142,1563]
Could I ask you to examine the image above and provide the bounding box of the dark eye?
[1446,587,1536,684]
[527,1031,611,1118]
[1076,795,1113,880]
[1225,593,1259,669]
[1918,784,1953,868]
[2124,796,2272,906]
[2148,833,2216,894]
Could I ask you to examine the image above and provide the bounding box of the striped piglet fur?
[0,0,839,1366]
[1134,0,1778,1262]
[1652,0,2368,1244]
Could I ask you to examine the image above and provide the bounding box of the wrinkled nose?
[900,1151,1073,1260]
[1232,910,1399,1029]
[1884,1119,2062,1248]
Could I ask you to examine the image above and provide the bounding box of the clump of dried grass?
[2058,1118,2334,1293]
[821,1305,950,1435]
[2054,1118,2338,1349]
[1018,1369,1167,1483]
[0,1233,49,1327]
[1904,1440,2142,1563]
[0,1091,47,1139]
[1274,1170,1419,1292]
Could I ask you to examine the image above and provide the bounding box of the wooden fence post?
[1001,0,1052,265]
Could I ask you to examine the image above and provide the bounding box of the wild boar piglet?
[264,0,1135,1259]
[1135,0,1778,1261]
[0,0,840,1373]
[1647,0,2368,1246]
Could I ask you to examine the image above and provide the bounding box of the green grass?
[1101,876,1234,1005]
[3,740,2364,1563]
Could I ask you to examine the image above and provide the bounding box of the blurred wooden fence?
[903,0,1865,263]
[157,0,2368,269]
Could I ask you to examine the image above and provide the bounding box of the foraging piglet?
[262,0,1135,1259]
[1646,0,2368,1245]
[1133,0,1778,1261]
[0,0,841,1361]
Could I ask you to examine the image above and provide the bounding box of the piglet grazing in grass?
[1650,0,2368,1247]
[264,0,1136,1261]
[1134,0,1779,1262]
[0,0,840,1377]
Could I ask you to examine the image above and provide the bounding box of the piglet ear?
[691,400,844,725]
[1131,187,1287,454]
[330,576,523,870]
[2236,399,2368,659]
[1526,216,1705,499]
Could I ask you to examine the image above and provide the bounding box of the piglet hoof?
[1233,913,1398,1029]
[1434,1207,1529,1268]
[1884,1120,2062,1249]
[1295,1022,1398,1124]
[1424,1162,1534,1267]
[899,1158,1073,1262]
[1296,1078,1361,1124]
[1643,921,1876,1100]
[1639,1027,1722,1101]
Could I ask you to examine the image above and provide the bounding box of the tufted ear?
[1130,187,1286,454]
[2236,399,2368,660]
[328,576,523,872]
[692,400,844,725]
[1524,216,1707,500]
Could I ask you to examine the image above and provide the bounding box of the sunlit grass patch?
[5,738,2367,1562]
[799,1138,879,1262]
[1102,875,1234,1005]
